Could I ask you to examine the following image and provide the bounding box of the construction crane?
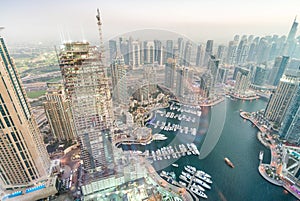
[96,9,105,63]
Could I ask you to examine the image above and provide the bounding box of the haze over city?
[2,0,300,44]
[2,1,300,201]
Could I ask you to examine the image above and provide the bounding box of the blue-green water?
[123,98,297,201]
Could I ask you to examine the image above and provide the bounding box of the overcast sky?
[1,0,300,45]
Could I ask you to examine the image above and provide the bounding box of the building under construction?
[58,41,115,178]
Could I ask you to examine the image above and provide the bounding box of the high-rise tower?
[0,36,50,189]
[44,83,75,141]
[58,10,115,178]
[111,54,127,104]
[264,73,298,125]
[203,40,213,66]
[280,71,300,143]
[268,56,289,86]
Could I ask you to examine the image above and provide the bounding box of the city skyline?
[1,0,300,44]
[1,4,300,201]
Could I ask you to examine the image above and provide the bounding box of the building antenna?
[96,8,105,63]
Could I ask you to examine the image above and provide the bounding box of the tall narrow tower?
[0,36,50,190]
[58,10,115,181]
[287,16,298,43]
[96,8,105,63]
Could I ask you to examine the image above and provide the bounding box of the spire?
[96,8,105,63]
[294,15,298,23]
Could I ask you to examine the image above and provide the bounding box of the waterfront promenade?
[240,111,300,200]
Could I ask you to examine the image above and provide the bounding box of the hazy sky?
[1,0,300,45]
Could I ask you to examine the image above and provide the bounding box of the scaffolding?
[59,42,114,178]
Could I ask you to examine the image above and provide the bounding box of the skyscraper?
[203,40,213,66]
[177,37,184,66]
[287,17,298,43]
[111,54,128,104]
[235,39,249,65]
[183,41,192,67]
[164,58,176,90]
[226,41,238,65]
[131,40,141,68]
[234,68,251,95]
[216,45,226,63]
[154,40,163,65]
[268,56,289,86]
[59,41,114,176]
[145,41,155,64]
[264,73,299,125]
[165,40,174,60]
[252,64,267,86]
[195,44,204,66]
[280,72,300,143]
[44,83,75,141]
[176,67,188,97]
[0,36,50,189]
[109,40,117,63]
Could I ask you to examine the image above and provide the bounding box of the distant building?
[234,68,251,95]
[165,40,174,61]
[44,83,75,141]
[264,73,299,125]
[268,56,289,86]
[285,17,298,56]
[200,72,213,98]
[218,67,228,84]
[145,41,155,64]
[256,38,270,64]
[111,55,128,104]
[183,41,192,67]
[176,67,188,97]
[253,64,267,86]
[226,41,238,65]
[164,58,176,90]
[235,39,249,65]
[131,41,141,68]
[216,45,226,63]
[195,44,204,66]
[109,40,117,63]
[177,37,185,66]
[0,36,50,190]
[288,58,300,71]
[154,40,163,65]
[203,40,213,67]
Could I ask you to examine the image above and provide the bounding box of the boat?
[152,134,167,141]
[195,172,212,184]
[196,170,211,179]
[179,181,187,187]
[259,151,264,160]
[224,157,235,168]
[191,183,205,192]
[181,171,192,179]
[184,166,195,174]
[193,177,211,189]
[190,187,208,199]
[187,165,196,172]
[179,175,189,182]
